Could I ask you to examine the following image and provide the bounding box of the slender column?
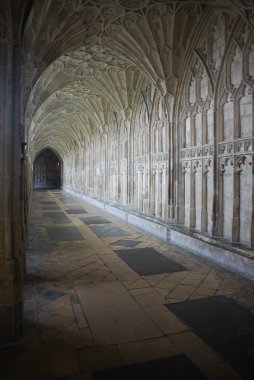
[232,159,241,242]
[117,137,121,204]
[201,160,209,232]
[189,161,196,228]
[179,162,187,224]
[161,164,166,220]
[150,166,156,215]
[217,160,225,236]
[168,122,176,220]
[142,166,145,212]
[155,167,162,217]
[0,33,23,346]
[137,167,142,210]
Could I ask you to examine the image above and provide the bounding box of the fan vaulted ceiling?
[23,0,254,161]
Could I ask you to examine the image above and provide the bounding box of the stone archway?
[33,149,62,189]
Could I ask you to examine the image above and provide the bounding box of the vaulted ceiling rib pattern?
[24,0,254,161]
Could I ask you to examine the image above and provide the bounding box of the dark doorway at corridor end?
[33,149,61,189]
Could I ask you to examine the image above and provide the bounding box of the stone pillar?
[217,160,225,237]
[232,160,241,242]
[143,167,149,214]
[0,18,24,346]
[137,167,142,210]
[155,166,162,217]
[168,122,176,220]
[142,166,146,213]
[179,162,187,223]
[121,160,127,206]
[161,164,167,220]
[201,160,209,232]
[189,162,196,228]
[149,166,156,215]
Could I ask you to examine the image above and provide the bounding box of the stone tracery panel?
[240,86,253,137]
[222,158,234,240]
[212,16,225,68]
[231,44,243,88]
[223,93,234,141]
[249,43,254,77]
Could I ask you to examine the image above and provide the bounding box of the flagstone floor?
[1,190,254,380]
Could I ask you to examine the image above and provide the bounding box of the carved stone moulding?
[182,160,190,174]
[181,144,214,159]
[218,138,253,155]
[182,157,213,174]
[219,153,253,174]
[151,152,168,161]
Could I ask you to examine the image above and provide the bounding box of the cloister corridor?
[1,1,254,379]
[1,189,254,379]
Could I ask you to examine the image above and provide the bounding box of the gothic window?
[158,127,162,153]
[207,107,214,143]
[211,15,225,70]
[231,45,243,88]
[240,86,253,137]
[223,93,234,140]
[248,43,254,77]
[185,116,191,147]
[200,70,209,101]
[161,123,166,152]
[195,110,202,146]
[188,76,196,105]
[154,128,157,153]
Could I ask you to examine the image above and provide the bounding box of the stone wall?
[62,12,254,248]
[63,84,170,222]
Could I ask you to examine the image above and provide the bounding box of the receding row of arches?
[26,5,254,248]
[33,149,62,189]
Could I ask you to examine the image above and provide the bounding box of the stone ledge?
[168,227,254,282]
[168,225,254,259]
[65,189,168,240]
[65,189,254,282]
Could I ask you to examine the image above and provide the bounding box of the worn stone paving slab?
[77,345,124,372]
[44,211,71,224]
[75,281,162,345]
[92,354,207,380]
[40,201,56,205]
[117,336,181,364]
[40,289,66,301]
[60,197,78,204]
[80,216,111,224]
[115,247,187,275]
[66,208,87,214]
[167,295,254,380]
[41,205,61,210]
[110,239,141,248]
[89,225,129,237]
[47,226,85,241]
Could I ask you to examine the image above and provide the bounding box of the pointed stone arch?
[33,148,62,189]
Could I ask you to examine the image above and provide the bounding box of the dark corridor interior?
[33,149,61,189]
